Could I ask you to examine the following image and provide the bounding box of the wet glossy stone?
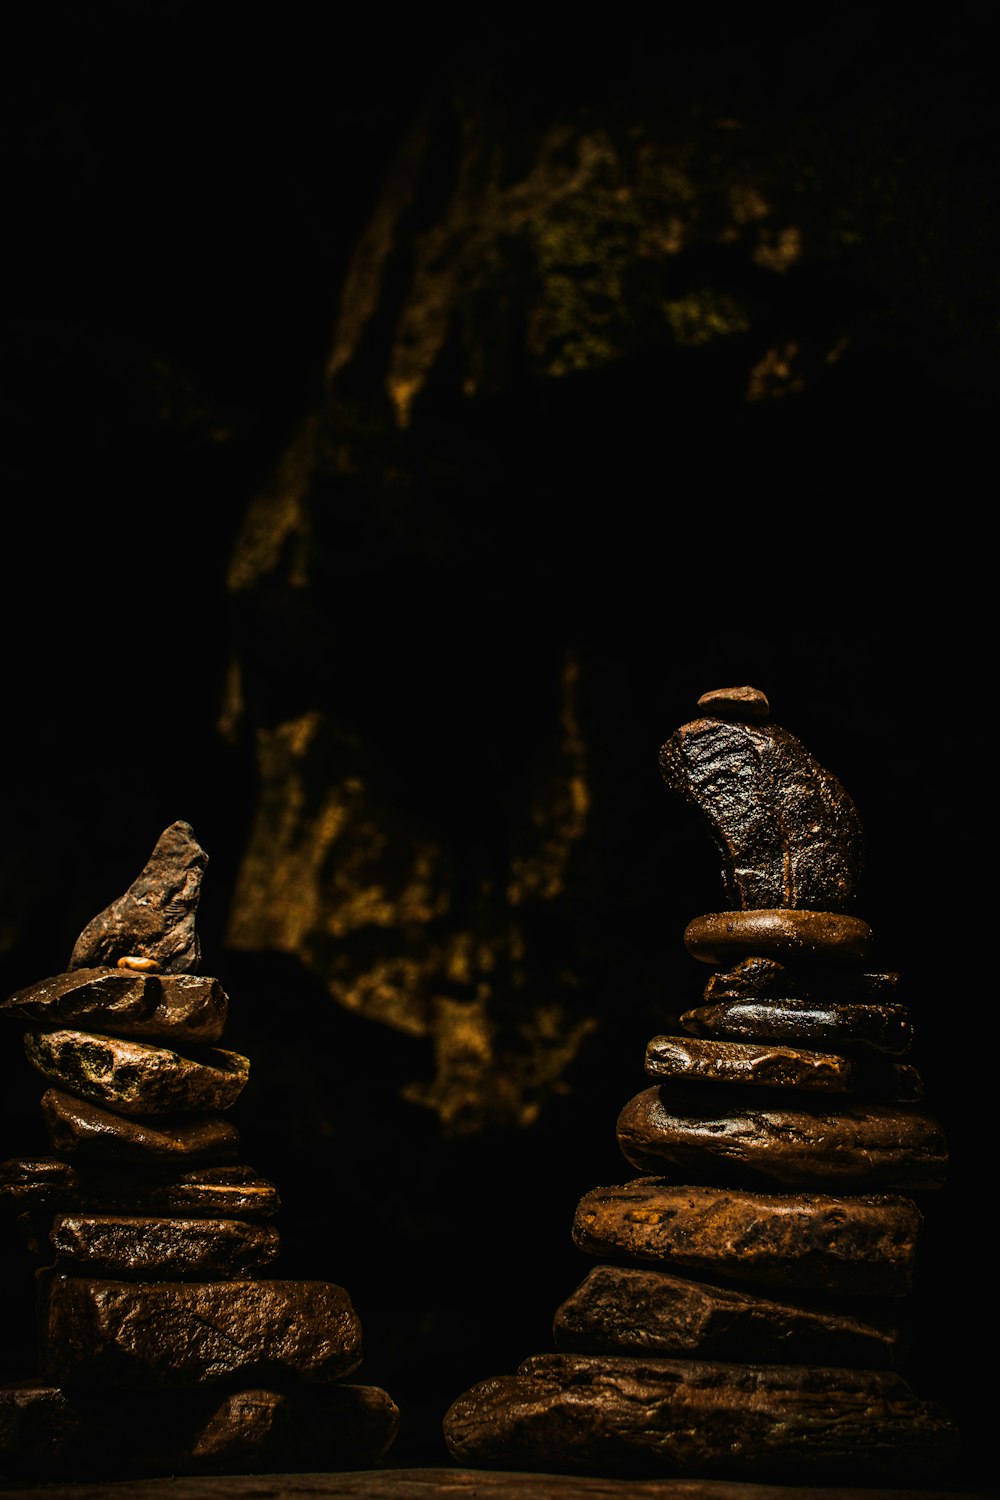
[50,1215,280,1278]
[681,995,913,1054]
[1,969,228,1044]
[685,910,872,965]
[0,1158,279,1217]
[40,1275,363,1389]
[41,1089,241,1164]
[443,1354,960,1481]
[25,1031,248,1115]
[617,1087,947,1190]
[703,958,900,1003]
[645,1034,856,1092]
[553,1263,898,1365]
[572,1179,921,1295]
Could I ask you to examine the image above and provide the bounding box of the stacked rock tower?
[444,686,960,1483]
[0,821,398,1477]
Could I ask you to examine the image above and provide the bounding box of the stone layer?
[25,1031,249,1115]
[0,1158,279,1218]
[41,1090,241,1164]
[1,969,228,1044]
[684,910,872,965]
[681,996,912,1054]
[645,1034,856,1092]
[50,1215,281,1278]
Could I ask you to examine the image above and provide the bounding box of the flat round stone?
[645,1034,856,1092]
[696,685,770,721]
[25,1031,249,1115]
[50,1214,281,1278]
[553,1263,898,1365]
[1,969,228,1044]
[681,996,913,1054]
[0,1157,279,1217]
[572,1178,921,1296]
[685,910,872,964]
[443,1354,959,1482]
[40,1089,241,1164]
[617,1086,948,1190]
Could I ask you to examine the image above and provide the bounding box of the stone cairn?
[443,686,960,1484]
[0,821,398,1478]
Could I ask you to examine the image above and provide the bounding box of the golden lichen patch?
[663,289,751,347]
[746,342,806,401]
[753,225,803,273]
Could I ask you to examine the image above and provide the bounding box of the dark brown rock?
[50,1215,281,1278]
[443,1354,960,1481]
[40,1274,363,1388]
[26,1032,249,1115]
[68,822,207,974]
[659,716,865,912]
[572,1179,921,1295]
[0,1158,279,1217]
[695,686,770,722]
[1,969,228,1044]
[681,995,913,1054]
[703,958,900,1003]
[684,910,872,965]
[553,1263,898,1365]
[645,1035,856,1092]
[617,1087,947,1190]
[41,1089,241,1164]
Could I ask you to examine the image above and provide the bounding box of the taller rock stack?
[443,687,960,1485]
[0,822,399,1478]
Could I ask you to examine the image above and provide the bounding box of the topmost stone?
[696,686,770,723]
[68,823,207,975]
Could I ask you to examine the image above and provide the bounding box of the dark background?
[0,5,995,1488]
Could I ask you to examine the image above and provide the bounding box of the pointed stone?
[0,1158,279,1218]
[1,969,228,1044]
[681,995,913,1054]
[50,1214,280,1278]
[68,822,208,974]
[40,1089,240,1164]
[25,1031,249,1115]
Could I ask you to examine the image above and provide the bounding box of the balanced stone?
[572,1180,921,1295]
[25,1031,249,1114]
[703,957,900,1003]
[40,1275,364,1388]
[41,1089,241,1163]
[50,1215,281,1278]
[617,1087,947,1190]
[1,969,228,1044]
[681,995,913,1054]
[0,1158,279,1218]
[645,1034,856,1092]
[659,709,865,912]
[695,685,770,721]
[553,1263,898,1365]
[443,1354,960,1481]
[684,910,872,965]
[68,821,207,974]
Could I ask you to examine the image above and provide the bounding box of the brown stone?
[684,910,872,965]
[1,969,228,1044]
[617,1087,947,1190]
[50,1215,281,1278]
[659,715,865,912]
[0,1158,279,1218]
[68,822,208,974]
[572,1179,921,1295]
[443,1354,960,1481]
[553,1263,898,1365]
[25,1031,248,1115]
[40,1274,363,1389]
[681,995,913,1054]
[41,1089,241,1164]
[703,958,900,1003]
[645,1034,856,1092]
[695,685,770,722]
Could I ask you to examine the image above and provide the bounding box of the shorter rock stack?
[443,688,960,1485]
[0,821,398,1478]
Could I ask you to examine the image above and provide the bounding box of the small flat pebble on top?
[696,685,770,721]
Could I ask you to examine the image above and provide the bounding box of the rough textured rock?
[40,1275,363,1389]
[617,1088,947,1189]
[553,1263,898,1365]
[684,911,871,965]
[40,1089,241,1164]
[0,1380,398,1476]
[681,996,913,1054]
[68,822,207,974]
[702,959,900,1003]
[645,1035,856,1092]
[443,1354,960,1481]
[50,1215,280,1278]
[572,1179,921,1295]
[659,713,865,912]
[1,969,228,1044]
[26,1031,249,1115]
[0,1158,279,1217]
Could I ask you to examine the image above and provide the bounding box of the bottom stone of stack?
[442,1353,960,1483]
[0,1379,398,1476]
